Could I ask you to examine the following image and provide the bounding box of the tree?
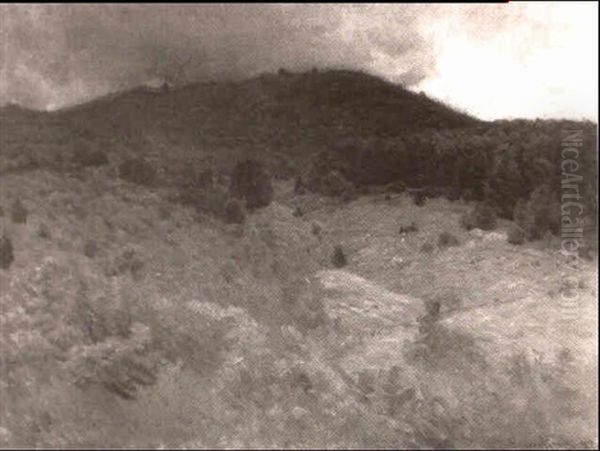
[229,159,273,210]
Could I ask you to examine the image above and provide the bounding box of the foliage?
[420,241,434,254]
[399,222,418,235]
[437,231,460,248]
[229,159,274,210]
[507,223,525,245]
[11,198,28,224]
[106,249,144,279]
[460,203,497,231]
[0,235,14,269]
[514,184,560,240]
[412,190,427,206]
[294,176,306,195]
[224,198,245,224]
[83,240,98,258]
[331,245,347,268]
[37,223,51,240]
[72,147,109,168]
[118,157,157,187]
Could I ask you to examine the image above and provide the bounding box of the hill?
[0,67,597,448]
[0,69,477,177]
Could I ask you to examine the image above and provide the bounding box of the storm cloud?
[1,3,597,119]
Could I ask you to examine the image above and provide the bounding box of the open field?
[1,164,596,447]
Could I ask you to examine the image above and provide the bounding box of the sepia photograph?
[0,2,598,449]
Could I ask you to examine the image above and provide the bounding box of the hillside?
[0,69,598,448]
[0,69,477,178]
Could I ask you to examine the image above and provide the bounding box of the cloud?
[0,3,597,120]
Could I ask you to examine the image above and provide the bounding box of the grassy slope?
[1,166,597,447]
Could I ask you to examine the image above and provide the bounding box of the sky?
[1,3,597,120]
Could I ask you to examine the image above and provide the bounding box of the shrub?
[311,222,322,238]
[118,158,157,186]
[319,170,355,198]
[341,187,358,203]
[72,148,108,168]
[420,242,434,254]
[197,168,214,190]
[83,240,98,258]
[224,199,245,224]
[65,321,158,400]
[107,249,144,279]
[413,191,427,207]
[514,185,560,240]
[387,180,406,194]
[294,176,307,195]
[399,222,418,235]
[293,207,303,218]
[460,203,497,231]
[459,211,476,231]
[11,198,28,224]
[229,159,274,210]
[195,185,229,218]
[438,231,460,248]
[461,189,475,202]
[332,245,347,268]
[429,290,462,314]
[578,244,595,261]
[37,223,51,240]
[177,167,215,205]
[0,235,14,269]
[445,187,461,202]
[282,278,329,331]
[507,223,525,245]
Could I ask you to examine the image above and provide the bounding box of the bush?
[0,235,14,269]
[438,231,460,248]
[459,211,476,231]
[118,158,157,186]
[413,191,427,207]
[319,170,355,198]
[293,207,303,218]
[37,223,51,240]
[460,203,497,231]
[72,148,108,168]
[341,187,358,203]
[311,222,322,238]
[282,278,329,331]
[514,185,560,240]
[229,159,274,210]
[107,249,144,279]
[294,176,307,195]
[445,187,461,202]
[578,244,595,261]
[332,245,347,268]
[420,242,434,254]
[176,167,215,205]
[195,185,229,218]
[507,223,525,245]
[387,180,406,194]
[224,199,245,224]
[11,198,27,224]
[83,240,98,258]
[399,222,418,235]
